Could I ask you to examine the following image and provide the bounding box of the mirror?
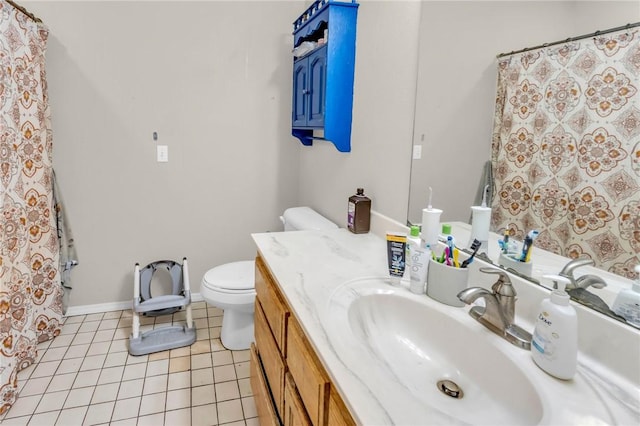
[408,2,639,329]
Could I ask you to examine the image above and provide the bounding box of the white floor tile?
[65,343,90,359]
[213,365,236,383]
[111,397,140,421]
[216,399,244,424]
[4,394,41,419]
[142,374,167,395]
[97,365,124,385]
[165,388,191,411]
[117,379,143,400]
[192,384,216,407]
[55,405,88,426]
[191,403,217,426]
[35,390,68,413]
[136,412,164,426]
[167,371,190,391]
[73,369,101,389]
[29,410,59,425]
[215,381,239,402]
[20,376,51,397]
[139,392,166,416]
[92,382,120,404]
[241,396,257,419]
[191,368,214,387]
[83,400,114,425]
[47,372,77,392]
[64,387,95,409]
[8,309,257,426]
[164,407,191,425]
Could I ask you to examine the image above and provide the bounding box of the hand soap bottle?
[611,265,640,327]
[347,188,371,234]
[531,275,577,380]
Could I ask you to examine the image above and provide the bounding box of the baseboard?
[65,293,205,317]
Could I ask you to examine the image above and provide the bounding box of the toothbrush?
[519,230,539,262]
[461,239,481,268]
[427,187,433,210]
[453,248,460,268]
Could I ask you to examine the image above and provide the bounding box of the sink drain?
[437,379,463,399]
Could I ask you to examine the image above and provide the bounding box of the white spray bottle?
[531,275,577,380]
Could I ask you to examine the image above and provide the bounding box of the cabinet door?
[307,47,326,127]
[292,59,308,127]
[284,372,312,426]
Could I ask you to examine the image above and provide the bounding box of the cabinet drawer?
[255,255,289,352]
[249,343,280,426]
[255,300,286,416]
[286,316,329,426]
[284,372,312,426]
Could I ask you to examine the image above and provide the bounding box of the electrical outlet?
[157,145,168,162]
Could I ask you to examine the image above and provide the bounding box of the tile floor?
[0,302,258,426]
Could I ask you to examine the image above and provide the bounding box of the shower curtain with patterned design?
[491,27,640,280]
[0,1,63,414]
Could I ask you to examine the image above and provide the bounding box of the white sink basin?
[325,278,544,425]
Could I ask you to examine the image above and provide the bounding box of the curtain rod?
[6,0,42,23]
[497,21,640,58]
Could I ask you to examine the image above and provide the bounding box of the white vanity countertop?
[252,228,640,425]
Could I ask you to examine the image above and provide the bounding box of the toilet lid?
[203,261,255,292]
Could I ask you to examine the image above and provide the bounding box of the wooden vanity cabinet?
[251,254,355,426]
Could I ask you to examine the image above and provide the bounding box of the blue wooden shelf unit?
[291,0,359,153]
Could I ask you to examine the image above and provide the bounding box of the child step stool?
[129,258,197,356]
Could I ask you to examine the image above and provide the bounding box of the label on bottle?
[532,313,559,361]
[347,201,356,230]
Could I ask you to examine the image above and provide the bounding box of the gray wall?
[23,1,639,308]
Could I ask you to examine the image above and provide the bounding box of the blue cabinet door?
[307,47,326,127]
[292,60,308,127]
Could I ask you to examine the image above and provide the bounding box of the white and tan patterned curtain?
[0,1,63,414]
[491,27,640,280]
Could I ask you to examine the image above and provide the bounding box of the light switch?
[157,145,168,162]
[413,144,422,160]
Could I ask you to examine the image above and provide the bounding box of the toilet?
[200,207,338,350]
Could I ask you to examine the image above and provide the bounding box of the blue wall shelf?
[291,0,359,153]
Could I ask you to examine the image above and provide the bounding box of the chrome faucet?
[458,267,532,349]
[558,258,607,290]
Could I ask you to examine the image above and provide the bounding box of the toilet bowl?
[201,207,338,350]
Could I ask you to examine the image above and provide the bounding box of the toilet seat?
[202,261,255,294]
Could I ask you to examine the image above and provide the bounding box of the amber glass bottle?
[347,188,371,234]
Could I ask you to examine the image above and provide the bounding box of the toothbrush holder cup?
[426,258,468,307]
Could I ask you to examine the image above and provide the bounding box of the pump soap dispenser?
[531,275,577,380]
[611,265,640,327]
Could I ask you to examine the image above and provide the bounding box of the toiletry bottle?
[347,188,371,234]
[531,275,577,380]
[611,265,640,327]
[408,226,428,294]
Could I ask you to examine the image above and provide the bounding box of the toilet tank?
[280,207,339,231]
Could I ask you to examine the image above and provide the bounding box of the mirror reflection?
[407,2,639,329]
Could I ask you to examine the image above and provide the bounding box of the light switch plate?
[157,145,168,162]
[413,144,422,160]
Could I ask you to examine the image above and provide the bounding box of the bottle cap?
[543,275,571,306]
[356,188,364,195]
[410,225,420,237]
[441,223,452,235]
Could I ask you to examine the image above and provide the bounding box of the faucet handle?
[479,267,516,297]
[559,258,595,279]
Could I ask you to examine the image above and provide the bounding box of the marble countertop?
[252,228,640,425]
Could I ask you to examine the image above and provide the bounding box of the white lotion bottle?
[531,275,577,380]
[408,225,429,294]
[611,265,640,327]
